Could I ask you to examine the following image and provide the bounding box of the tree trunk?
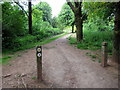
[112,2,120,64]
[75,6,83,42]
[28,0,32,34]
[66,1,83,42]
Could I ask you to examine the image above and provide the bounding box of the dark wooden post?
[36,45,42,82]
[101,42,108,67]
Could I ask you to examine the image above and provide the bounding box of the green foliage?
[58,3,74,29]
[39,33,67,45]
[68,31,113,53]
[68,2,114,54]
[34,2,52,23]
[51,17,58,28]
[32,76,37,80]
[3,33,66,55]
[32,8,43,32]
[83,2,115,32]
[83,17,114,31]
[4,28,63,52]
[67,35,77,44]
[83,2,115,20]
[0,56,12,64]
[2,2,27,49]
[32,2,63,39]
[2,2,63,52]
[78,31,113,52]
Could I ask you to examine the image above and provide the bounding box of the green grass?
[32,76,37,80]
[39,33,67,45]
[98,59,101,63]
[0,56,12,64]
[86,52,97,58]
[68,30,113,63]
[67,35,77,44]
[85,52,102,63]
[68,31,113,54]
[2,33,67,64]
[14,33,67,51]
[3,33,67,54]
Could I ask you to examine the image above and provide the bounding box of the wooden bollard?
[101,42,108,67]
[36,45,42,82]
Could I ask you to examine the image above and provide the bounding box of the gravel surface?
[2,34,118,88]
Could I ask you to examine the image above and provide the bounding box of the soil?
[2,34,118,88]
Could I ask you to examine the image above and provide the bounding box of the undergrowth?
[68,31,113,54]
[1,33,67,64]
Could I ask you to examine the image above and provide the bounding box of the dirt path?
[2,34,118,88]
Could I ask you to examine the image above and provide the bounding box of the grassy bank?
[68,31,113,54]
[1,33,68,64]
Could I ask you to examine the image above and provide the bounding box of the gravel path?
[2,34,118,88]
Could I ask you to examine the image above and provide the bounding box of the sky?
[33,0,66,17]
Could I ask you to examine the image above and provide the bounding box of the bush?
[3,27,63,52]
[2,2,27,49]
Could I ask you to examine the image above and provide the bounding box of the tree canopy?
[58,3,74,27]
[34,2,52,23]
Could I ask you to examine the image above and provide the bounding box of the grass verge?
[1,33,68,64]
[68,31,113,54]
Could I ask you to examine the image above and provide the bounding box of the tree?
[13,0,28,17]
[83,2,115,31]
[58,3,74,28]
[28,0,32,34]
[83,2,120,63]
[51,17,58,28]
[67,0,83,42]
[34,2,52,24]
[112,2,120,64]
[13,0,32,34]
[32,5,43,34]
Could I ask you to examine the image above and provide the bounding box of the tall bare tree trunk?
[28,0,32,34]
[75,5,83,42]
[112,2,120,64]
[67,1,83,42]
